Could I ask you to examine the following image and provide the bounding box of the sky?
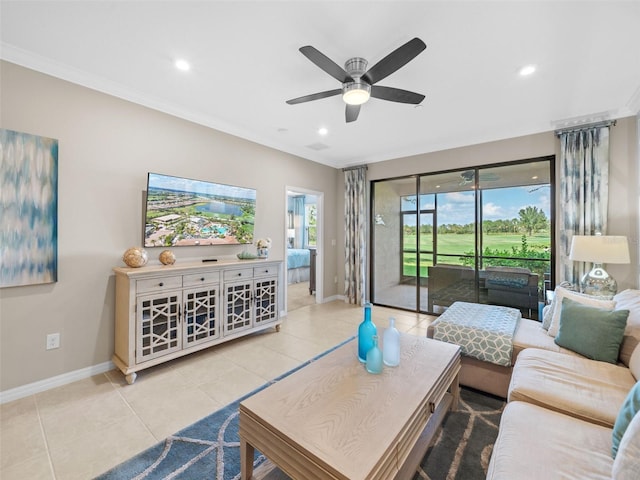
[442,186,551,225]
[402,185,551,226]
[148,172,256,200]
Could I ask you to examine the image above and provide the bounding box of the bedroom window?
[305,203,317,247]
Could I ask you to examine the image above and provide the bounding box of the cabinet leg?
[275,324,281,332]
[125,372,137,385]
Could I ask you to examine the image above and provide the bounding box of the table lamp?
[287,228,295,248]
[569,235,630,297]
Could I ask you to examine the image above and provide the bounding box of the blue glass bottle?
[358,303,376,362]
[366,335,383,374]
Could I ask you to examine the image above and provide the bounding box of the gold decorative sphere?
[122,247,148,268]
[159,250,176,265]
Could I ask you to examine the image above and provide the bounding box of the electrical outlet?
[46,333,60,350]
[334,275,338,284]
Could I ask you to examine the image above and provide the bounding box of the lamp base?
[580,264,617,298]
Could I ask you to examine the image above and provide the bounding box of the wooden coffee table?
[239,333,461,480]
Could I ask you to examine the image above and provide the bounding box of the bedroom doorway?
[285,188,322,312]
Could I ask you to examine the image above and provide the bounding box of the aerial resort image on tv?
[144,173,256,247]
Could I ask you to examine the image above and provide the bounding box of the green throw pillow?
[554,297,628,364]
[612,382,640,458]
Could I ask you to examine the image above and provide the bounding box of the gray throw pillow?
[554,297,629,364]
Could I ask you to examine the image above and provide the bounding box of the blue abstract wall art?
[1,129,58,287]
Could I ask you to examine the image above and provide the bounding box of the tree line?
[404,205,549,237]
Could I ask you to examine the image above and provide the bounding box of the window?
[371,157,554,316]
[305,203,317,247]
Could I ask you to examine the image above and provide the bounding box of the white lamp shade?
[569,235,630,264]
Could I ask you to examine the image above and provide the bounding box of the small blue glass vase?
[358,303,376,362]
[366,335,383,374]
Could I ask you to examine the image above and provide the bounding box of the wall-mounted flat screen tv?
[144,172,256,247]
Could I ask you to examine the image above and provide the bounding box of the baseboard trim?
[0,360,115,404]
[322,294,344,303]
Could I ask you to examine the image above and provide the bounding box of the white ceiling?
[2,1,639,169]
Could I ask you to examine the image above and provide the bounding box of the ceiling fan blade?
[362,37,426,85]
[345,104,360,123]
[299,46,353,83]
[370,85,425,104]
[286,89,342,105]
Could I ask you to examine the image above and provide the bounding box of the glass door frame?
[370,156,556,315]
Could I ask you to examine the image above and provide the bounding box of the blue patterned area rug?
[96,341,504,480]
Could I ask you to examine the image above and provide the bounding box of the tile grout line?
[33,393,57,480]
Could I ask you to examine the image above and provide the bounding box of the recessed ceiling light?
[532,175,539,180]
[175,59,191,71]
[519,64,536,76]
[318,127,328,136]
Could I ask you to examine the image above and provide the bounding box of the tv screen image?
[144,173,256,247]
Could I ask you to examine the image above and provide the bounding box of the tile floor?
[0,301,436,480]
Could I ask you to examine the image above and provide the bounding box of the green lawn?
[403,232,550,253]
[402,232,550,277]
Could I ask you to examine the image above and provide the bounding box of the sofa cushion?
[612,409,640,479]
[554,297,629,364]
[486,271,529,289]
[486,401,613,480]
[541,304,553,330]
[630,345,640,381]
[512,318,581,359]
[612,381,640,458]
[508,348,636,427]
[547,286,616,337]
[615,289,640,367]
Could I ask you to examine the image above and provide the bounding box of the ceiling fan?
[286,37,427,123]
[459,170,500,186]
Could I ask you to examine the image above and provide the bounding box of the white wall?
[0,62,340,393]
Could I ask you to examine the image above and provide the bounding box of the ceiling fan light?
[343,82,371,105]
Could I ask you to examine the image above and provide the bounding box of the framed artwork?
[0,129,58,287]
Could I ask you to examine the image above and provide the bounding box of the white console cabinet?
[113,259,281,384]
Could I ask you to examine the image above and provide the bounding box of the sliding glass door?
[371,157,554,318]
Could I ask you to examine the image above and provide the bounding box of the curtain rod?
[342,165,368,172]
[554,119,617,137]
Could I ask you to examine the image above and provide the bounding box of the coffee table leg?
[241,438,254,480]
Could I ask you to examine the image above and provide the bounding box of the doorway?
[285,187,323,312]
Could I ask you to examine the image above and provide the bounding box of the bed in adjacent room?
[287,248,311,284]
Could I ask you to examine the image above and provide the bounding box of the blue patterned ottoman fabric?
[432,302,521,366]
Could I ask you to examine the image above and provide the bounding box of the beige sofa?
[427,288,640,398]
[485,288,640,479]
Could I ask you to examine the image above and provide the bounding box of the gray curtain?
[344,166,367,305]
[558,126,610,285]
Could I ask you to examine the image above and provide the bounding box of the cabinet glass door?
[224,281,253,334]
[136,293,181,362]
[254,278,278,325]
[183,286,220,347]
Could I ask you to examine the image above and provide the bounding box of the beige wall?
[0,62,341,392]
[368,117,639,293]
[2,59,638,395]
